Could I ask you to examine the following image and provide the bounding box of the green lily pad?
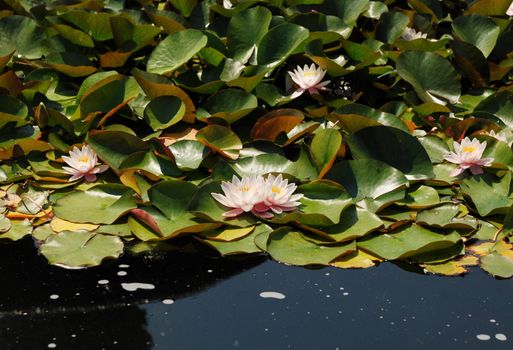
[452,14,499,58]
[196,89,258,124]
[480,252,513,278]
[396,185,441,209]
[168,140,208,171]
[358,224,462,260]
[347,126,434,180]
[198,224,272,255]
[325,159,409,202]
[147,29,208,75]
[461,172,513,216]
[0,218,32,241]
[396,51,461,105]
[88,130,149,170]
[265,227,356,266]
[232,149,318,180]
[53,184,137,224]
[271,180,353,226]
[311,128,342,178]
[39,231,124,269]
[302,206,383,243]
[143,95,186,131]
[196,125,242,160]
[416,203,478,230]
[227,6,272,63]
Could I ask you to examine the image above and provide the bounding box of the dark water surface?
[1,239,512,350]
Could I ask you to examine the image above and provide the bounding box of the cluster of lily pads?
[1,0,513,278]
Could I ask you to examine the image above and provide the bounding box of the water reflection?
[1,238,513,349]
[0,238,265,349]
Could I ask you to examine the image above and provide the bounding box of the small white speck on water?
[207,269,213,273]
[489,319,496,323]
[117,271,127,276]
[75,293,80,296]
[342,292,349,296]
[325,272,330,276]
[476,334,491,341]
[121,282,155,292]
[495,334,507,341]
[119,264,129,268]
[162,299,174,305]
[49,294,59,300]
[97,280,109,285]
[326,295,331,298]
[259,291,286,300]
[47,343,56,348]
[71,335,76,338]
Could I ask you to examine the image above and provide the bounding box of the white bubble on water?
[47,343,56,348]
[495,334,507,341]
[121,282,155,292]
[259,291,286,300]
[119,264,130,268]
[476,334,491,341]
[97,280,109,285]
[117,271,127,276]
[49,294,59,300]
[162,299,174,305]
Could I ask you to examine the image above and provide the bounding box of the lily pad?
[40,231,124,269]
[358,224,462,260]
[265,227,356,266]
[53,184,137,224]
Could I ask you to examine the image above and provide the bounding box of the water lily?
[444,137,493,177]
[255,174,303,216]
[1,193,21,210]
[211,175,266,218]
[211,174,303,218]
[488,130,513,147]
[288,63,331,99]
[401,27,427,41]
[507,1,513,16]
[62,145,109,182]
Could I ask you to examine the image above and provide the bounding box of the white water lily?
[288,63,331,99]
[488,130,513,147]
[62,145,109,182]
[444,137,493,177]
[211,174,303,218]
[401,27,427,41]
[507,1,513,16]
[223,0,233,9]
[255,174,303,216]
[211,175,266,218]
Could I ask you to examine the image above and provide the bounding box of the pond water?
[1,239,512,350]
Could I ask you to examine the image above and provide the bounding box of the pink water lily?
[444,137,493,177]
[288,63,330,99]
[62,145,109,182]
[211,174,303,219]
[253,174,303,217]
[211,175,266,218]
[401,27,427,41]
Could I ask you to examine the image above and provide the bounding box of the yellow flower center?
[462,146,476,153]
[271,186,281,194]
[78,155,90,163]
[303,71,316,77]
[239,186,250,192]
